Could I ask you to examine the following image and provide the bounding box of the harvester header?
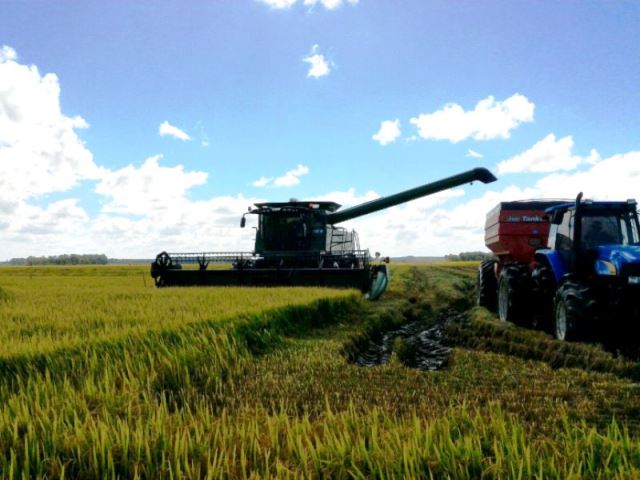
[151,166,497,299]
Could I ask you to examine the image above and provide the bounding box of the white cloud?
[372,119,401,146]
[532,151,640,200]
[252,164,310,188]
[274,164,310,186]
[497,133,600,174]
[0,45,17,62]
[303,45,331,79]
[466,149,483,158]
[409,94,535,143]
[94,155,207,215]
[0,45,101,208]
[159,121,191,141]
[252,176,273,187]
[14,199,89,236]
[313,187,380,207]
[258,0,358,9]
[303,0,359,9]
[257,0,297,8]
[0,47,265,259]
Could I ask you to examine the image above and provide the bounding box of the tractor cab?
[545,196,640,280]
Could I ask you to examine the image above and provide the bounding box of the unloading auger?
[151,167,497,299]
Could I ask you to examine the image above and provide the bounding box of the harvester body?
[478,194,640,342]
[151,168,497,299]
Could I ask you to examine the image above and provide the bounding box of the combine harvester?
[151,168,497,299]
[479,194,640,341]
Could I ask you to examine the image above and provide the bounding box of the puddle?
[352,310,466,371]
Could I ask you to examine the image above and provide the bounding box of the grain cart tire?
[553,281,595,341]
[530,262,555,332]
[477,259,498,312]
[497,264,530,325]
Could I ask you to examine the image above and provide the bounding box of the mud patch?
[350,310,467,371]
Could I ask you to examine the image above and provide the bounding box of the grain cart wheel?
[553,281,595,341]
[497,264,530,325]
[477,259,498,312]
[530,262,555,332]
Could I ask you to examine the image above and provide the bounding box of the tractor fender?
[534,249,566,284]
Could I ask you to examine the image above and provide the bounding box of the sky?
[0,0,639,260]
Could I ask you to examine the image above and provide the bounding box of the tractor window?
[556,212,573,251]
[631,214,640,244]
[620,212,640,245]
[581,214,624,249]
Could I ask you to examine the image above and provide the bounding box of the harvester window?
[261,214,309,251]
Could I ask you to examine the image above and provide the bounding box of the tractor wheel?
[553,281,596,341]
[497,264,530,325]
[530,262,555,332]
[477,259,498,312]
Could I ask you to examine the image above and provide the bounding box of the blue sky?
[0,0,639,259]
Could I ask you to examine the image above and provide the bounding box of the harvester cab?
[151,167,497,299]
[242,201,343,254]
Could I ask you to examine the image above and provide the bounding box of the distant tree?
[8,254,108,266]
[445,251,493,262]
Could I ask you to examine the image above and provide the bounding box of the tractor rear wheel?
[497,264,530,325]
[553,281,595,341]
[477,259,498,312]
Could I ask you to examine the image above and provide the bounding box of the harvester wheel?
[497,264,530,325]
[477,259,498,312]
[156,251,172,268]
[553,281,595,341]
[530,262,555,332]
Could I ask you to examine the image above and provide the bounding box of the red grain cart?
[478,200,567,321]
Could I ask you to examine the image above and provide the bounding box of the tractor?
[479,193,640,341]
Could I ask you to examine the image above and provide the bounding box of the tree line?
[444,251,493,262]
[5,254,109,266]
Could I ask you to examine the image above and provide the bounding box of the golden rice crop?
[0,265,353,357]
[0,263,638,478]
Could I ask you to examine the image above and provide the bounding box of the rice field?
[0,263,639,478]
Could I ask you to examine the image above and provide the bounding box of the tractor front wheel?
[497,264,530,325]
[553,281,595,341]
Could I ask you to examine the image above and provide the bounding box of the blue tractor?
[531,193,640,341]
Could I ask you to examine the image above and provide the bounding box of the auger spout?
[325,167,497,225]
